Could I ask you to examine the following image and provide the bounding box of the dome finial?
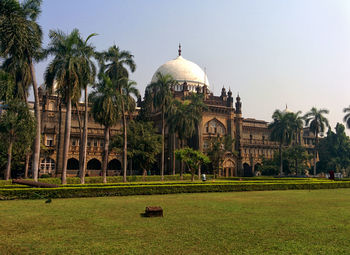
[178,43,182,56]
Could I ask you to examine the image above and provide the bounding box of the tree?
[147,72,176,181]
[167,93,207,177]
[97,45,136,182]
[303,107,329,175]
[343,105,350,129]
[268,110,294,176]
[283,145,310,175]
[111,121,161,177]
[44,29,85,184]
[288,111,304,173]
[89,75,120,183]
[76,33,97,184]
[0,0,43,181]
[318,124,350,174]
[175,147,210,181]
[0,99,35,180]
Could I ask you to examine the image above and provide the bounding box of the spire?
[178,43,181,56]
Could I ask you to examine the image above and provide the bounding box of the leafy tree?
[111,121,161,177]
[304,107,329,175]
[318,123,350,173]
[0,99,35,180]
[0,0,43,181]
[268,110,294,176]
[175,147,210,181]
[283,145,311,175]
[147,72,177,180]
[45,29,87,184]
[89,75,120,183]
[97,45,136,182]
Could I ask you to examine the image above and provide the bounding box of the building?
[37,46,315,177]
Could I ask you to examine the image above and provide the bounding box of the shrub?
[1,181,350,200]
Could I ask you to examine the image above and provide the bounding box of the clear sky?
[34,0,350,134]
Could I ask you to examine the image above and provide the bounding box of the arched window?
[204,119,226,135]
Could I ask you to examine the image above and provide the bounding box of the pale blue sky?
[34,0,350,134]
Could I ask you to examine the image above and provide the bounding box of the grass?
[1,189,350,254]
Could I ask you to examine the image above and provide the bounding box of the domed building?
[147,45,316,176]
[151,45,209,92]
[35,45,316,178]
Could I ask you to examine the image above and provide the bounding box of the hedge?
[0,174,213,186]
[1,181,350,200]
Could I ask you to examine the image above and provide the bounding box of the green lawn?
[1,189,350,255]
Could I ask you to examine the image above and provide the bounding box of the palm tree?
[76,33,97,184]
[288,111,304,175]
[148,72,177,180]
[44,29,84,184]
[89,75,120,183]
[167,93,207,178]
[268,110,294,176]
[343,106,350,129]
[122,80,139,175]
[0,0,43,181]
[97,45,136,182]
[304,107,329,175]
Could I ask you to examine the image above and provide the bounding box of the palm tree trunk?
[161,108,165,181]
[198,165,201,180]
[102,126,110,184]
[314,132,318,176]
[24,152,30,179]
[5,138,13,181]
[279,143,283,176]
[172,133,176,175]
[122,100,127,182]
[180,139,184,180]
[62,93,72,185]
[29,59,41,182]
[80,87,89,184]
[56,99,62,177]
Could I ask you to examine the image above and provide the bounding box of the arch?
[243,163,253,177]
[108,159,122,170]
[67,158,79,170]
[87,158,101,170]
[40,157,55,174]
[204,118,226,135]
[223,159,236,177]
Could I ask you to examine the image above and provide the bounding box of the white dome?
[151,55,209,88]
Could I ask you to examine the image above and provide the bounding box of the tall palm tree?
[89,75,120,183]
[148,72,176,180]
[304,107,329,175]
[76,33,97,184]
[268,110,294,176]
[167,93,207,178]
[288,111,304,175]
[0,0,43,181]
[122,80,139,175]
[97,45,136,182]
[343,105,350,129]
[44,29,84,184]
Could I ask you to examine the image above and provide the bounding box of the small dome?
[283,104,293,113]
[151,55,209,88]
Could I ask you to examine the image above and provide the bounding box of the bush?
[1,181,350,200]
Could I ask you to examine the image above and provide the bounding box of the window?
[40,158,55,174]
[87,139,91,147]
[94,140,98,147]
[100,140,104,147]
[72,139,76,146]
[46,135,54,147]
[204,119,225,135]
